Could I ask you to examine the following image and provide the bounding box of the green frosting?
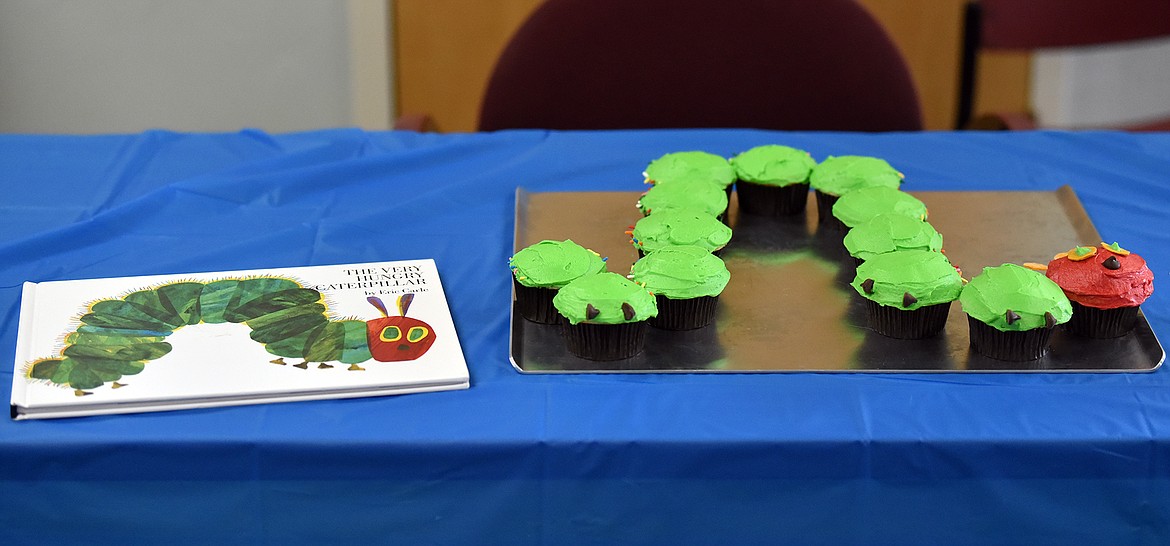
[850,249,962,310]
[631,209,732,254]
[509,239,606,288]
[637,180,729,217]
[729,145,817,187]
[629,245,730,300]
[644,151,736,189]
[831,186,928,228]
[960,263,1073,332]
[553,272,658,325]
[843,214,943,261]
[809,155,903,196]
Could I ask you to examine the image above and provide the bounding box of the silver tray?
[510,187,1164,373]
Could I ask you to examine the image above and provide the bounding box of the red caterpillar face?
[366,315,435,361]
[1045,242,1154,309]
[365,294,436,362]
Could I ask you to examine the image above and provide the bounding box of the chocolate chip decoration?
[861,278,875,294]
[1045,311,1057,329]
[902,292,918,307]
[1005,309,1021,325]
[1103,256,1121,270]
[586,304,600,320]
[621,302,636,321]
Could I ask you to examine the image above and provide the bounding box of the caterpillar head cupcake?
[510,239,606,324]
[1039,242,1154,338]
[553,272,658,360]
[960,263,1073,361]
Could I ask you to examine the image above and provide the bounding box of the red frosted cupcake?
[1041,242,1154,338]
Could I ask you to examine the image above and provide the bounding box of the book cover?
[10,259,469,419]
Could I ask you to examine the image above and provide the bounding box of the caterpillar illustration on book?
[24,276,436,396]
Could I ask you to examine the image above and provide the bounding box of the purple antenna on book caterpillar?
[368,296,389,317]
[397,293,415,316]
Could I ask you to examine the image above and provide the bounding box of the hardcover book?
[10,259,469,419]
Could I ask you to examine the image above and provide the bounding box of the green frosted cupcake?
[843,214,943,262]
[643,151,736,192]
[730,145,817,216]
[552,272,658,360]
[636,179,729,219]
[630,245,730,330]
[510,239,607,324]
[831,186,928,230]
[809,155,904,225]
[960,263,1073,361]
[850,249,963,339]
[629,209,732,256]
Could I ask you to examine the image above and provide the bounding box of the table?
[2,128,1169,544]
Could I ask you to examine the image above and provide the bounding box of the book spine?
[10,282,39,418]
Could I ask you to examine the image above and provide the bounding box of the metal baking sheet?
[510,186,1164,373]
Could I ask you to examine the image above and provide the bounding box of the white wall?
[1031,36,1170,129]
[0,0,393,134]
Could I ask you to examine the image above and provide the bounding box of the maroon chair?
[956,0,1170,130]
[478,0,923,132]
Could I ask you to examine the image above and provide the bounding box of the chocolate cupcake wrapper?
[1064,302,1140,339]
[649,295,719,331]
[967,316,1055,361]
[865,300,951,339]
[814,190,843,227]
[735,181,809,216]
[832,256,865,283]
[561,321,648,361]
[513,279,562,325]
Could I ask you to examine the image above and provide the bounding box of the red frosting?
[1046,246,1154,309]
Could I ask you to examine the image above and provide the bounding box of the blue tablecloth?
[2,129,1169,544]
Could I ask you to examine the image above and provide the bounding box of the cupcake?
[1042,242,1154,338]
[850,250,963,339]
[630,245,730,330]
[960,263,1073,361]
[509,239,606,324]
[636,179,729,220]
[830,186,928,232]
[809,155,904,225]
[729,144,817,216]
[843,214,943,263]
[628,209,732,257]
[643,151,736,195]
[552,272,658,360]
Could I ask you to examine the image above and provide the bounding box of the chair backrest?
[478,0,923,132]
[978,0,1170,49]
[955,0,1170,128]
